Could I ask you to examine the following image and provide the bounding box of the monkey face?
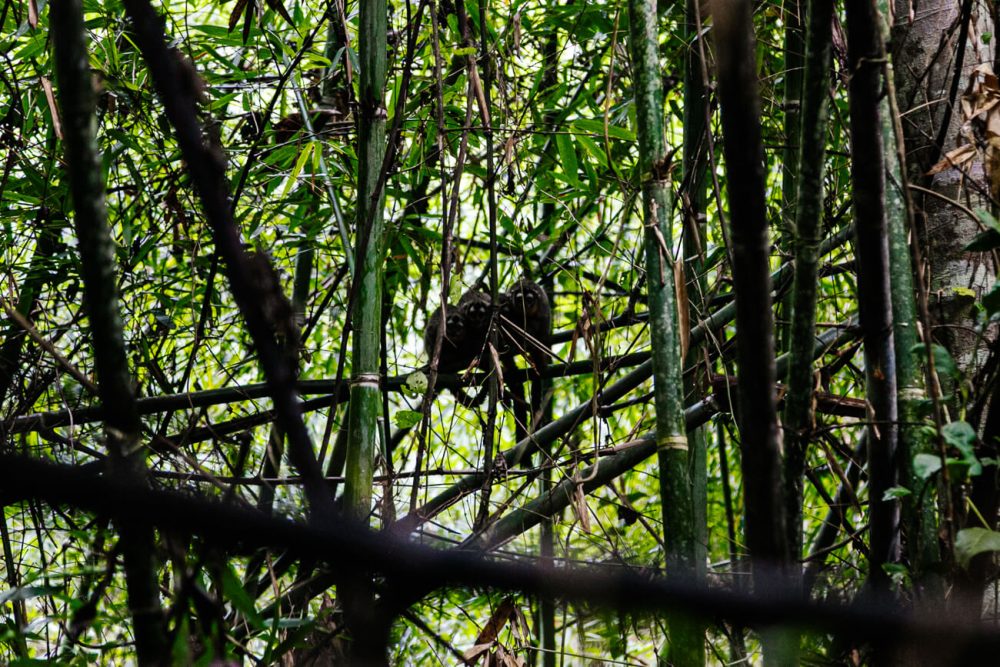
[458,290,492,332]
[502,282,541,318]
[462,299,490,327]
[444,310,467,342]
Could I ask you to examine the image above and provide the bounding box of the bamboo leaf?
[556,133,580,187]
[571,118,635,141]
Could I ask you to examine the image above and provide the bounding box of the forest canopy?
[1,0,999,664]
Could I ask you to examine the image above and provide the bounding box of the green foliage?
[955,527,1000,569]
[0,0,994,662]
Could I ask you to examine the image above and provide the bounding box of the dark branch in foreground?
[1,452,999,658]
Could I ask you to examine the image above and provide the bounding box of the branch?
[2,453,998,653]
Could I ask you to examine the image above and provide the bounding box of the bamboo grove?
[1,0,1000,663]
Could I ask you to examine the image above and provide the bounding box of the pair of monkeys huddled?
[423,279,551,378]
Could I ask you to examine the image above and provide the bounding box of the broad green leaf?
[575,133,608,167]
[0,585,61,605]
[983,283,1000,317]
[976,208,1000,231]
[913,453,942,480]
[963,229,1000,252]
[394,409,423,429]
[172,616,191,666]
[405,372,428,395]
[280,142,314,200]
[955,527,1000,568]
[943,420,982,476]
[912,343,959,379]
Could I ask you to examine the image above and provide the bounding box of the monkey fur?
[498,280,552,463]
[420,283,552,452]
[499,279,552,371]
[423,304,474,374]
[458,289,492,368]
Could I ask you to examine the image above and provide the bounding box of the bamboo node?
[657,435,688,451]
[351,373,380,389]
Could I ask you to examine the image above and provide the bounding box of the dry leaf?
[503,135,516,166]
[40,77,62,140]
[573,482,591,532]
[936,63,1000,188]
[503,652,525,667]
[512,605,531,644]
[475,597,516,645]
[463,643,492,664]
[467,63,491,126]
[488,343,504,396]
[925,143,976,175]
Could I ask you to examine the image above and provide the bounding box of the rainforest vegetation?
[1,0,999,663]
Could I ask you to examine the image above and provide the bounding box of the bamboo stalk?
[628,0,701,662]
[470,324,857,551]
[681,0,711,660]
[341,0,389,659]
[343,0,388,522]
[876,0,941,593]
[783,0,835,569]
[845,0,900,589]
[711,0,788,574]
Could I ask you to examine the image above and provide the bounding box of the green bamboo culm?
[344,0,388,522]
[779,0,803,355]
[779,0,834,661]
[627,1,703,665]
[876,4,941,591]
[782,0,835,570]
[341,0,388,659]
[679,0,712,660]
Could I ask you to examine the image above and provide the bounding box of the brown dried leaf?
[40,77,61,140]
[488,343,504,395]
[263,0,294,26]
[229,0,250,32]
[925,143,977,176]
[467,62,491,126]
[512,605,531,644]
[573,482,591,532]
[965,95,999,121]
[475,597,516,645]
[502,652,525,667]
[462,643,493,664]
[503,135,516,166]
